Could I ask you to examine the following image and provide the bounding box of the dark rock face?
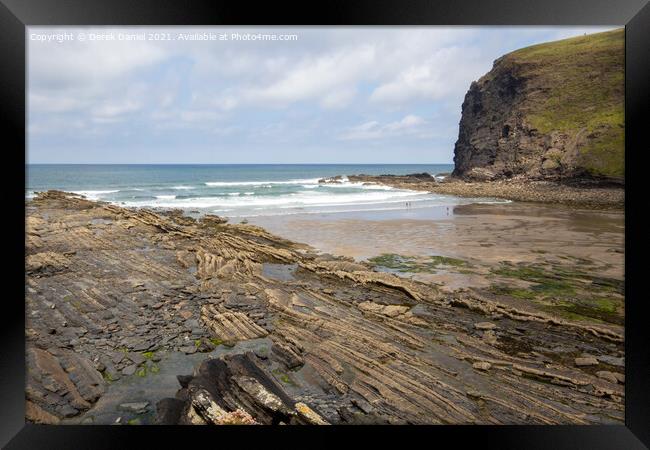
[157,353,329,425]
[452,66,532,180]
[452,29,624,182]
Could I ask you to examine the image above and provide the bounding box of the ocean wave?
[73,190,120,199]
[119,189,428,209]
[322,181,394,191]
[172,185,193,190]
[205,178,321,187]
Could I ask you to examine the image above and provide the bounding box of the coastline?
[26,191,624,425]
[340,174,624,209]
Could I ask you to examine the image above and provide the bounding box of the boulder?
[156,353,328,425]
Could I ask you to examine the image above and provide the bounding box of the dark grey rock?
[122,364,138,376]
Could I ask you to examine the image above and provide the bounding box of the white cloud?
[339,114,430,140]
[370,46,486,105]
[29,93,90,113]
[27,26,620,163]
[28,29,169,90]
[92,99,142,118]
[232,44,375,109]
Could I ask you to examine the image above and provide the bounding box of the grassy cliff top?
[498,28,624,179]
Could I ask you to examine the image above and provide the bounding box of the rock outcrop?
[344,174,624,208]
[26,191,625,424]
[452,28,624,182]
[156,353,328,425]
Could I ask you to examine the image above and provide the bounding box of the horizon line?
[26,162,455,166]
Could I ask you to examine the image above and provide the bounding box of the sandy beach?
[250,201,624,323]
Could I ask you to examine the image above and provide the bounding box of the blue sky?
[27,26,618,164]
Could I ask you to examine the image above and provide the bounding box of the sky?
[27,26,618,164]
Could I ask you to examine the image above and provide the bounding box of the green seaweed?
[489,261,623,325]
[368,253,414,271]
[101,370,115,382]
[368,253,470,274]
[272,368,296,386]
[594,297,618,313]
[428,255,469,267]
[489,284,537,300]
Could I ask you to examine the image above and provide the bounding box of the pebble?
[119,402,149,413]
[472,362,492,371]
[179,310,193,320]
[574,357,599,367]
[132,341,152,352]
[596,355,624,367]
[127,353,145,365]
[596,371,622,384]
[474,322,496,330]
[112,352,125,364]
[122,364,138,376]
[59,404,79,417]
[180,345,197,355]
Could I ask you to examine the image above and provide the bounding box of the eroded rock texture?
[452,29,624,181]
[157,353,328,425]
[26,191,624,424]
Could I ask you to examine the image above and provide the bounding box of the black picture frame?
[2,0,648,448]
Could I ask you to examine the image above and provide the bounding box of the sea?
[26,164,506,218]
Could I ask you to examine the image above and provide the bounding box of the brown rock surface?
[343,175,623,209]
[26,191,624,424]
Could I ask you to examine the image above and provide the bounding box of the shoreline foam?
[25,191,625,425]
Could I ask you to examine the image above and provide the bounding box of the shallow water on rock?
[262,263,297,281]
[63,338,272,425]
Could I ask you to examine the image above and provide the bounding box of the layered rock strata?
[26,191,624,424]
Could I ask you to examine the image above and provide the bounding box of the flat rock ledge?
[341,175,624,209]
[26,191,625,425]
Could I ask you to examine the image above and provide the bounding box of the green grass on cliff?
[508,28,624,179]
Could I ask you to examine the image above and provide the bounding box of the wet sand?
[248,202,624,295]
[249,202,623,265]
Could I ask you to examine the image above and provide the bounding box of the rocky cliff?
[452,28,624,182]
